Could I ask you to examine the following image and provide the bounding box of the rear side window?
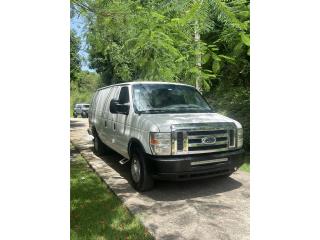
[118,87,129,104]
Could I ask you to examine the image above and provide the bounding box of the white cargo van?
[88,82,244,191]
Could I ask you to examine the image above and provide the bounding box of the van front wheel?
[130,150,154,192]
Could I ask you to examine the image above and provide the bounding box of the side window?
[118,86,129,104]
[108,86,120,115]
[101,88,112,118]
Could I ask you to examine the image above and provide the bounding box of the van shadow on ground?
[97,148,243,202]
[70,118,87,129]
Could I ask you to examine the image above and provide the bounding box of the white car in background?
[73,103,90,118]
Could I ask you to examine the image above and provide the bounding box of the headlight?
[237,127,243,148]
[150,132,171,155]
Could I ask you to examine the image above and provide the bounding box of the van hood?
[139,112,241,132]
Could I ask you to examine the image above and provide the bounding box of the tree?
[70,70,101,114]
[71,0,250,150]
[72,0,215,88]
[70,30,81,85]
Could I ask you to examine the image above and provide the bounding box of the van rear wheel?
[130,149,154,192]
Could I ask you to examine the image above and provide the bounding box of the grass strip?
[70,145,153,240]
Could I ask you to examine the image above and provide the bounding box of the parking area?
[70,118,250,240]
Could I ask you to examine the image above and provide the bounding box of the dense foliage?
[70,70,102,114]
[70,30,81,85]
[71,0,250,150]
[70,27,102,113]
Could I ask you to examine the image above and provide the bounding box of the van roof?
[96,81,194,91]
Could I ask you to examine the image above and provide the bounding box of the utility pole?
[195,19,201,92]
[194,0,203,92]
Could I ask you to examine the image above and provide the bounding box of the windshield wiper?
[139,109,169,113]
[138,107,214,114]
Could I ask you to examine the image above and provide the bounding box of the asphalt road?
[70,118,250,240]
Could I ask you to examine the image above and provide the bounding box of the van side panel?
[95,88,111,138]
[91,90,104,127]
[129,114,155,156]
[104,86,121,151]
[99,86,117,146]
[88,91,98,128]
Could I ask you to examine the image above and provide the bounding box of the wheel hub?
[131,158,141,183]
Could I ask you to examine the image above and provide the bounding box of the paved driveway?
[70,118,250,240]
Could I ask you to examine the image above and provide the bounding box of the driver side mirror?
[110,99,130,115]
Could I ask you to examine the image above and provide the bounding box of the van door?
[95,89,110,138]
[89,91,98,126]
[103,86,120,151]
[114,86,132,158]
[99,87,113,145]
[91,90,103,126]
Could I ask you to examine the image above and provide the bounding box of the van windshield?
[132,84,214,114]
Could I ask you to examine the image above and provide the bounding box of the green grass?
[70,145,153,240]
[240,162,250,172]
[240,153,250,172]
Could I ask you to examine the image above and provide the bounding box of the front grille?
[172,123,236,155]
[187,129,229,153]
[177,132,184,150]
[188,137,227,144]
[188,130,227,136]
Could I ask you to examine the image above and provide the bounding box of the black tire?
[130,148,154,192]
[93,131,106,156]
[73,113,77,118]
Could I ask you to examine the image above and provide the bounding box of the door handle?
[104,120,107,127]
[113,122,116,131]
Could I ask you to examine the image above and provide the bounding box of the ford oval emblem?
[201,136,216,144]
